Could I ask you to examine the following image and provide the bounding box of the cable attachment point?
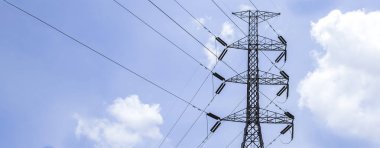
[207,112,221,120]
[284,112,294,119]
[212,72,225,81]
[210,121,222,133]
[280,71,289,80]
[215,82,226,94]
[218,48,228,60]
[284,112,295,140]
[276,85,288,97]
[216,37,228,47]
[278,35,287,45]
[275,52,285,63]
[280,125,292,134]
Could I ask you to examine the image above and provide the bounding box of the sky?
[1,0,380,148]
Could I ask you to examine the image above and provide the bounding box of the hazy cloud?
[299,10,380,143]
[239,4,254,11]
[75,95,163,148]
[192,17,209,30]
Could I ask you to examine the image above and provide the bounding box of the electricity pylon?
[210,10,294,148]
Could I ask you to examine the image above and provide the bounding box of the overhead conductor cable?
[111,0,213,72]
[174,0,229,47]
[106,2,225,147]
[109,1,232,147]
[147,0,244,79]
[173,0,233,87]
[2,0,205,113]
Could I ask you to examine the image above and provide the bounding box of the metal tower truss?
[228,35,286,52]
[222,108,293,124]
[225,70,288,85]
[210,10,295,148]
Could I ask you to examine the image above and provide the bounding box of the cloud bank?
[299,10,380,143]
[75,95,163,148]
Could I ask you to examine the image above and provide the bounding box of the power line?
[143,6,251,143]
[210,0,246,36]
[247,0,280,36]
[158,70,214,147]
[260,49,284,71]
[170,1,288,145]
[110,1,230,146]
[174,0,216,37]
[147,0,208,51]
[111,0,213,72]
[2,0,206,113]
[248,0,258,10]
[229,96,245,115]
[197,95,246,147]
[204,0,294,146]
[110,2,223,146]
[210,0,284,74]
[212,0,284,73]
[265,133,282,148]
[169,0,249,145]
[215,0,287,82]
[212,0,285,74]
[259,91,285,112]
[147,0,243,78]
[176,111,204,146]
[158,59,221,147]
[173,0,248,82]
[216,6,294,147]
[211,0,283,115]
[175,92,219,147]
[196,95,246,147]
[197,132,214,148]
[262,58,285,75]
[225,130,243,147]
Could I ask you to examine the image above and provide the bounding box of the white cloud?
[75,95,163,148]
[239,4,254,11]
[204,22,235,68]
[299,9,380,143]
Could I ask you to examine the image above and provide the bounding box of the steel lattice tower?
[210,10,295,148]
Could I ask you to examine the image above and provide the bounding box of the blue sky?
[1,0,380,148]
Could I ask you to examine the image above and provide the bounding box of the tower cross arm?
[226,35,286,51]
[221,108,293,124]
[227,36,249,50]
[232,10,280,23]
[258,35,287,51]
[225,71,288,85]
